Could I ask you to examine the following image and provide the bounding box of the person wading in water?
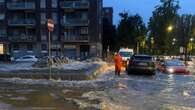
[114,53,122,76]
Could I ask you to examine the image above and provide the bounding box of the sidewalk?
[0,61,107,80]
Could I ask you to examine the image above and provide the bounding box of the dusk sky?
[103,0,195,25]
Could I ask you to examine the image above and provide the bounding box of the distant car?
[127,55,156,75]
[15,55,38,62]
[158,60,190,75]
[186,57,194,66]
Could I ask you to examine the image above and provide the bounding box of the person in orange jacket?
[114,53,122,76]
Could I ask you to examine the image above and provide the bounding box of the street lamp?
[190,38,194,42]
[167,25,173,32]
[190,38,194,55]
[173,38,176,42]
[172,38,176,55]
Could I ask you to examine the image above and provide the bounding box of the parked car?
[0,54,11,62]
[158,60,190,75]
[127,55,156,75]
[15,55,38,62]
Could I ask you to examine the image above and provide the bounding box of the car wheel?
[127,70,132,75]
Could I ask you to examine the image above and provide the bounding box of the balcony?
[60,1,89,9]
[62,35,89,42]
[0,35,8,42]
[8,19,36,27]
[7,2,35,10]
[8,35,36,42]
[62,19,89,27]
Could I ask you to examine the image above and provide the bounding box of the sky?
[103,0,195,25]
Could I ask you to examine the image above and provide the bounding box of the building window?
[80,27,88,35]
[0,44,4,54]
[52,34,58,41]
[27,44,33,51]
[0,13,5,20]
[41,28,47,41]
[13,44,19,51]
[41,44,47,50]
[52,13,58,24]
[0,0,4,3]
[41,13,47,24]
[0,27,6,37]
[40,0,46,8]
[81,13,88,21]
[52,0,57,8]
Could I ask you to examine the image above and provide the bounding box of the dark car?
[0,54,11,62]
[127,55,156,75]
[158,60,190,75]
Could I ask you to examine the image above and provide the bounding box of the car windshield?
[119,52,133,57]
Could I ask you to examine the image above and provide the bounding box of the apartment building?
[0,0,102,59]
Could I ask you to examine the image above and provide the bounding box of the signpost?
[47,19,54,80]
[180,47,184,54]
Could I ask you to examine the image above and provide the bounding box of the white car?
[15,55,38,62]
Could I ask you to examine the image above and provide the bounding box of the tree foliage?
[102,17,117,53]
[175,15,195,53]
[117,12,147,50]
[148,0,180,54]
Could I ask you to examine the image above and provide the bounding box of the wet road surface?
[0,71,195,110]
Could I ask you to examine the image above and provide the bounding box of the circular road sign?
[47,19,54,32]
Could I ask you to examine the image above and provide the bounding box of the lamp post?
[190,38,194,55]
[167,25,173,33]
[167,25,173,55]
[173,38,176,42]
[172,38,176,55]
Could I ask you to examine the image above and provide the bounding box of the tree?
[117,12,147,52]
[102,16,117,56]
[175,15,195,55]
[148,0,180,55]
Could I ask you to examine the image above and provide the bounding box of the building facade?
[0,0,102,59]
[103,7,113,25]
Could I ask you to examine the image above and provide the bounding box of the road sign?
[47,19,54,32]
[47,19,54,79]
[180,47,184,54]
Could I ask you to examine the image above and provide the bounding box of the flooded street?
[0,71,195,110]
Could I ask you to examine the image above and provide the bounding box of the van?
[119,48,134,67]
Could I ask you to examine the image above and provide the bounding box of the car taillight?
[128,60,133,65]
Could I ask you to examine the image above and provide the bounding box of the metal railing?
[60,1,89,9]
[7,2,35,10]
[8,35,36,42]
[62,19,89,26]
[8,19,36,26]
[62,35,89,42]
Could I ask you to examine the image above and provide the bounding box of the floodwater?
[0,71,195,110]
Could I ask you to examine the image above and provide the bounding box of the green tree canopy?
[148,0,180,54]
[117,12,147,50]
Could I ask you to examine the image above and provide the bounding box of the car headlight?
[167,68,174,73]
